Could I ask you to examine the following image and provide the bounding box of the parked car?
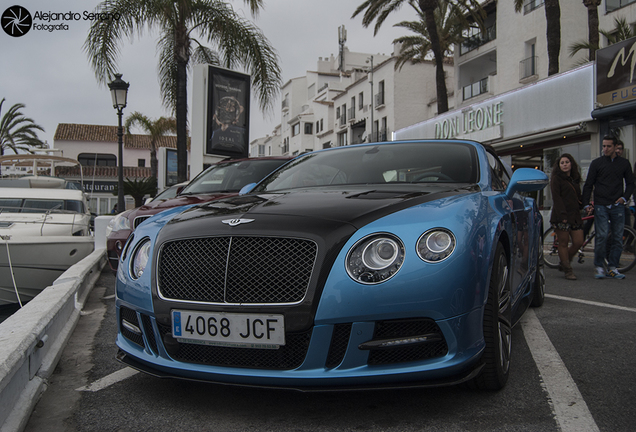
[105,157,291,270]
[143,181,189,205]
[115,140,548,390]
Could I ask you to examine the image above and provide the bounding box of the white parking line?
[546,294,636,313]
[521,309,600,432]
[76,367,139,392]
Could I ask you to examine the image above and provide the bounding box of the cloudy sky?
[1,0,415,149]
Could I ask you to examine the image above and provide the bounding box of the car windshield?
[180,159,287,195]
[255,142,479,192]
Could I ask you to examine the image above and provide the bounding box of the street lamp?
[108,73,129,214]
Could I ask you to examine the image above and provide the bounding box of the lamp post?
[108,73,129,214]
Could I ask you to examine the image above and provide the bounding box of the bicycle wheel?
[617,226,636,273]
[542,227,560,269]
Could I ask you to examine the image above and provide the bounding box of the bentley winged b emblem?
[222,218,255,227]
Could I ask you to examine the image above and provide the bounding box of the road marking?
[521,309,600,432]
[76,367,139,392]
[546,294,636,313]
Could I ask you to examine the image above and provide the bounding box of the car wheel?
[471,242,511,390]
[531,236,545,307]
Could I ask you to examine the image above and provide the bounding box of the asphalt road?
[24,258,636,432]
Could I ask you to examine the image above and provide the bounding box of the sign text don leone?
[435,102,503,139]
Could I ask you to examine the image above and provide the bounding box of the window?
[316,121,320,132]
[320,119,324,131]
[78,153,116,167]
[523,0,544,14]
[358,92,364,109]
[304,123,313,134]
[375,81,385,106]
[292,123,300,136]
[607,0,636,11]
[337,132,348,147]
[520,42,537,80]
[258,145,265,157]
[487,151,511,191]
[138,159,146,167]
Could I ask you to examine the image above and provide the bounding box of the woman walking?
[550,153,584,280]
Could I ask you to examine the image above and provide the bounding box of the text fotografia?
[32,10,119,32]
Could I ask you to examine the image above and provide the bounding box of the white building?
[261,44,452,157]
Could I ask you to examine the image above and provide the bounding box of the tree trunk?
[175,23,189,183]
[420,0,449,114]
[584,0,600,61]
[150,142,158,182]
[544,0,561,76]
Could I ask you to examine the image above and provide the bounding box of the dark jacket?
[582,155,635,207]
[550,170,583,226]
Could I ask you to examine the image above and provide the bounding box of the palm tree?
[84,0,282,183]
[392,2,465,72]
[569,16,634,63]
[0,98,45,162]
[124,112,176,183]
[514,0,561,76]
[353,0,484,115]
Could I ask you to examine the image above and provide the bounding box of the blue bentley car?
[116,140,548,390]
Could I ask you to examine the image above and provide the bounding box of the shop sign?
[434,102,503,139]
[83,181,117,193]
[596,36,636,107]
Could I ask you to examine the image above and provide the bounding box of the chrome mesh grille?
[158,236,317,304]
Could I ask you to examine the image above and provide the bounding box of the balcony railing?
[282,98,289,111]
[524,0,544,14]
[460,24,496,56]
[520,56,538,80]
[462,77,489,101]
[348,106,356,122]
[339,114,346,127]
[375,91,385,107]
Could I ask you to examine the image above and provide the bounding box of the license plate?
[172,310,285,349]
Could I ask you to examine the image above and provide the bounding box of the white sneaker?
[595,267,606,279]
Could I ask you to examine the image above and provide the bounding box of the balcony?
[348,106,356,122]
[462,77,489,101]
[524,0,544,14]
[339,114,347,127]
[519,56,538,81]
[460,24,496,56]
[281,98,289,112]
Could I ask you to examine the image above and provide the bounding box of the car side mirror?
[239,183,257,195]
[505,168,548,198]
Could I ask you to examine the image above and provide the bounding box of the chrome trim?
[122,319,142,335]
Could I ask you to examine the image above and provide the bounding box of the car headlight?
[417,229,456,263]
[346,234,404,284]
[130,239,151,280]
[106,211,131,237]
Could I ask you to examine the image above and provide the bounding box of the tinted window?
[181,159,287,195]
[22,199,65,213]
[257,143,478,192]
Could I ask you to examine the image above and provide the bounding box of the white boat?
[0,155,94,306]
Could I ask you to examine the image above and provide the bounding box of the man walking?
[582,135,635,279]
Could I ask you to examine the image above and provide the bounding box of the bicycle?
[543,213,636,273]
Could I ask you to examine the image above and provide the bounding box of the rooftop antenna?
[338,25,347,72]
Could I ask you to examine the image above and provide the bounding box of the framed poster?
[205,66,250,158]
